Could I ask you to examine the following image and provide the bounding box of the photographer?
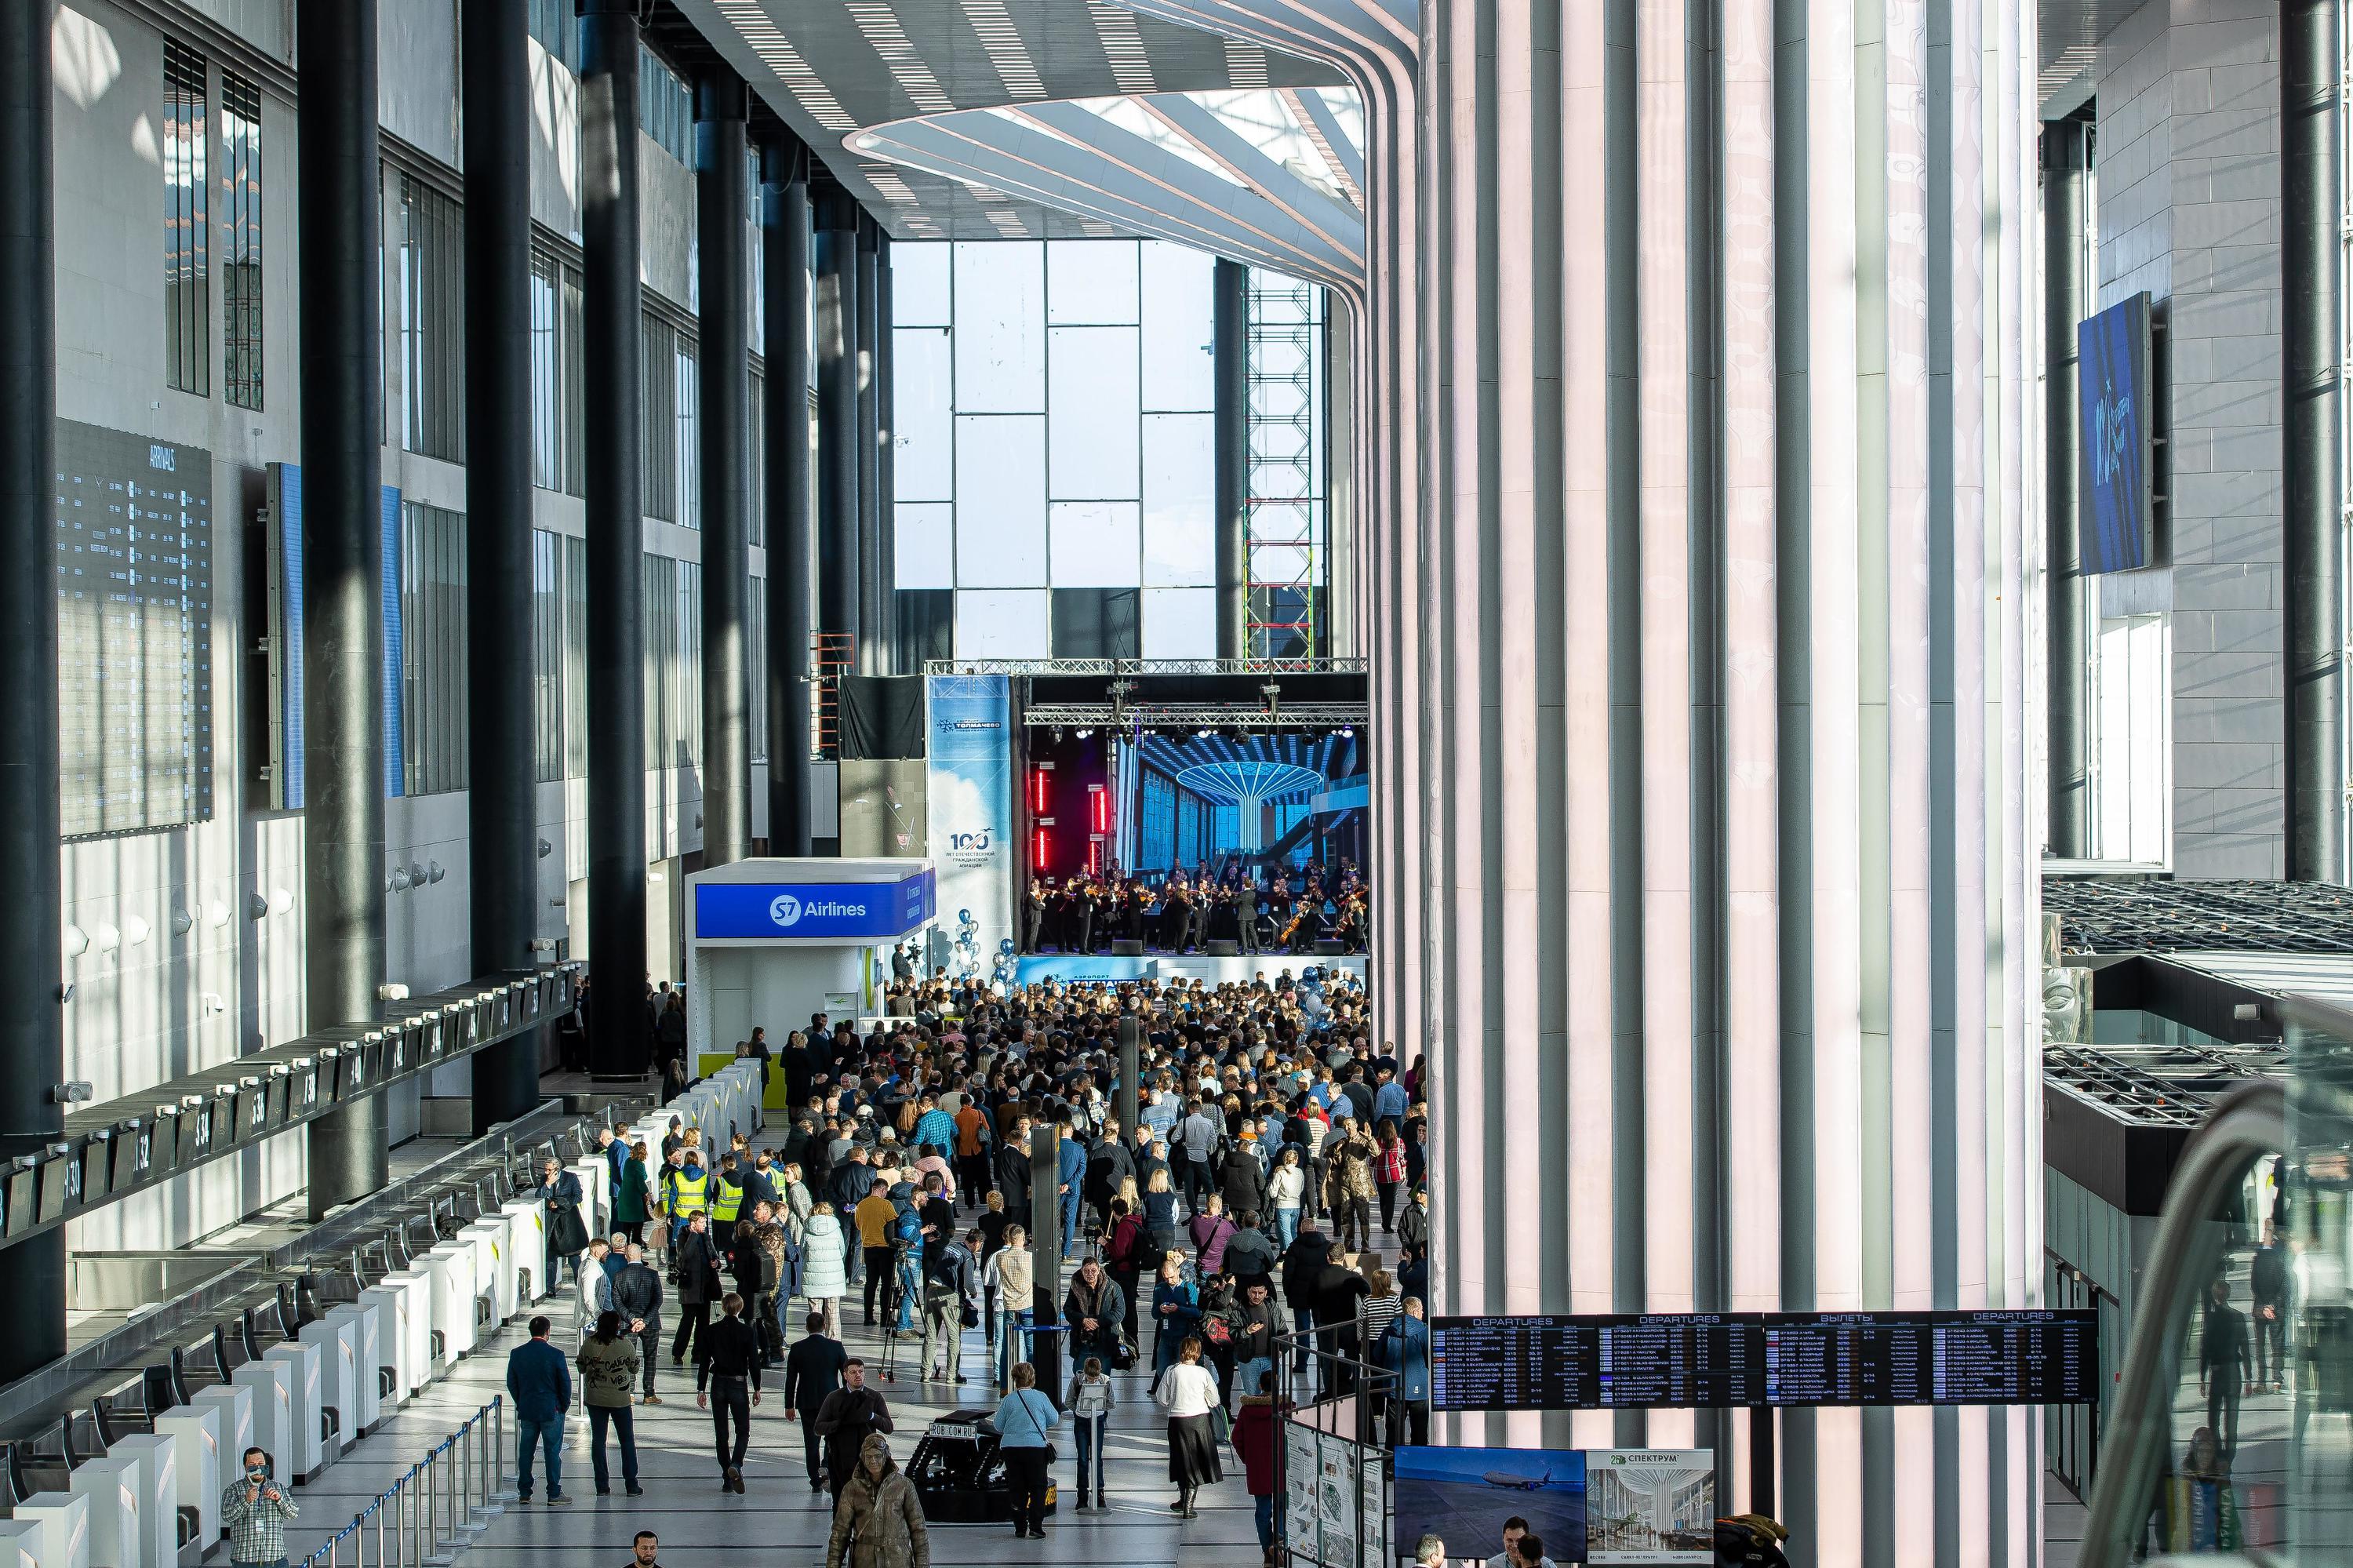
[221,1447,298,1568]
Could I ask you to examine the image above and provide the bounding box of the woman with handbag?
[537,1157,591,1292]
[989,1361,1060,1539]
[1154,1336,1224,1519]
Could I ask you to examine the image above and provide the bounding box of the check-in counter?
[104,1435,176,1568]
[188,1382,253,1483]
[151,1402,223,1549]
[300,1312,361,1455]
[503,1199,550,1301]
[262,1338,325,1479]
[68,1455,144,1568]
[11,1490,90,1568]
[420,1243,478,1364]
[0,1519,45,1568]
[228,1359,293,1480]
[365,1274,431,1398]
[465,1217,520,1321]
[325,1301,383,1432]
[573,1154,610,1237]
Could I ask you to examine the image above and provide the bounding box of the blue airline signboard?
[694,871,935,941]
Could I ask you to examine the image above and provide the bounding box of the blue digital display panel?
[2076,292,2154,574]
[695,872,936,940]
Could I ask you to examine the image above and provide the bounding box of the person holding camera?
[221,1447,298,1568]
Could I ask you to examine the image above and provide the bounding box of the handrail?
[297,1395,507,1568]
[2078,1079,2286,1568]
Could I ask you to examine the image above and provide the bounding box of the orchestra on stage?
[1020,859,1369,956]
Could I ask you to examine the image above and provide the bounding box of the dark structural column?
[2286,0,2345,881]
[0,0,66,1380]
[855,214,884,673]
[876,234,898,671]
[464,0,544,1132]
[762,139,816,857]
[580,0,648,1072]
[1212,258,1250,660]
[301,0,390,1216]
[816,188,862,657]
[697,70,752,868]
[2041,121,2090,858]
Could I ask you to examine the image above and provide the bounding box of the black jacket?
[1279,1231,1331,1310]
[1219,1152,1267,1218]
[695,1316,764,1390]
[995,1143,1032,1213]
[675,1228,725,1306]
[782,1333,848,1413]
[611,1262,664,1330]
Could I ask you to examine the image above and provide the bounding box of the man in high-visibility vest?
[664,1148,711,1253]
[711,1152,747,1227]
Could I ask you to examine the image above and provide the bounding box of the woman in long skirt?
[1155,1335,1224,1519]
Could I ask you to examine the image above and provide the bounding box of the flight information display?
[1430,1311,2097,1412]
[54,420,214,838]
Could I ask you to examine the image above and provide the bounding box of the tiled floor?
[278,1261,1267,1567]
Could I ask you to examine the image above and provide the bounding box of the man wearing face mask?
[222,1447,298,1568]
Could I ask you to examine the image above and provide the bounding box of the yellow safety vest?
[711,1173,744,1223]
[668,1168,710,1215]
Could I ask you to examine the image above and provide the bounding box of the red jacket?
[1230,1398,1279,1496]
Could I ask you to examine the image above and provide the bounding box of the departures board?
[1429,1310,2097,1412]
[55,420,215,838]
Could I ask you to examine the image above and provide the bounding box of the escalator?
[2079,994,2353,1564]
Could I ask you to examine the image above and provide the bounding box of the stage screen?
[1117,729,1364,877]
[2075,291,2155,574]
[1395,1445,1587,1565]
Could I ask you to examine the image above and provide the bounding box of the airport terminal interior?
[2,0,2353,1565]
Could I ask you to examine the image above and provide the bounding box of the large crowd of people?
[1024,858,1370,955]
[526,966,1426,1565]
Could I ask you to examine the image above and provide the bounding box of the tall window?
[528,0,579,70]
[220,71,262,409]
[564,537,588,777]
[639,45,692,163]
[641,555,703,769]
[641,313,696,522]
[750,371,768,546]
[533,528,564,781]
[674,336,700,527]
[399,502,469,795]
[163,39,209,396]
[748,588,768,762]
[399,178,465,461]
[530,246,587,494]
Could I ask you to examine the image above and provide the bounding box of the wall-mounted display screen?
[1430,1310,2098,1411]
[54,419,216,836]
[2075,291,2155,574]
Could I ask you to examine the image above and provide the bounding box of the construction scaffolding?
[1246,272,1323,660]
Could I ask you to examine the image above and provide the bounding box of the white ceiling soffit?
[1106,0,1420,83]
[671,0,1350,238]
[852,93,1364,288]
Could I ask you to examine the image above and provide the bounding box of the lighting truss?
[1022,703,1367,733]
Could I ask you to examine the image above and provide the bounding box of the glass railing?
[2082,994,2353,1564]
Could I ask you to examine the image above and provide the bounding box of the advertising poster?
[1394,1445,1588,1564]
[1285,1420,1322,1561]
[1584,1450,1716,1564]
[1318,1432,1360,1568]
[1360,1450,1387,1564]
[924,674,1014,970]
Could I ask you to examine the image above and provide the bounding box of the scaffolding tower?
[1246,273,1322,660]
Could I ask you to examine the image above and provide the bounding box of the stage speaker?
[1206,940,1239,956]
[1314,940,1345,955]
[1111,940,1144,956]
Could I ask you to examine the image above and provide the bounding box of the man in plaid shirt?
[220,1446,297,1568]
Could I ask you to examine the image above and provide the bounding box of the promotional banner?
[1394,1445,1587,1565]
[1583,1450,1715,1563]
[926,674,1015,972]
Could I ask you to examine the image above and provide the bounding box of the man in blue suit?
[504,1316,574,1504]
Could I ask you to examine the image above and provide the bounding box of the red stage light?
[1032,828,1049,870]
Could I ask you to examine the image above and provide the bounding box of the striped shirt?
[1360,1291,1404,1347]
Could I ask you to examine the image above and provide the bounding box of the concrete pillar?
[0,0,65,1381]
[816,190,861,658]
[2042,120,2089,858]
[761,140,816,857]
[697,71,753,868]
[580,0,648,1075]
[300,0,389,1213]
[855,215,883,674]
[464,0,544,1130]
